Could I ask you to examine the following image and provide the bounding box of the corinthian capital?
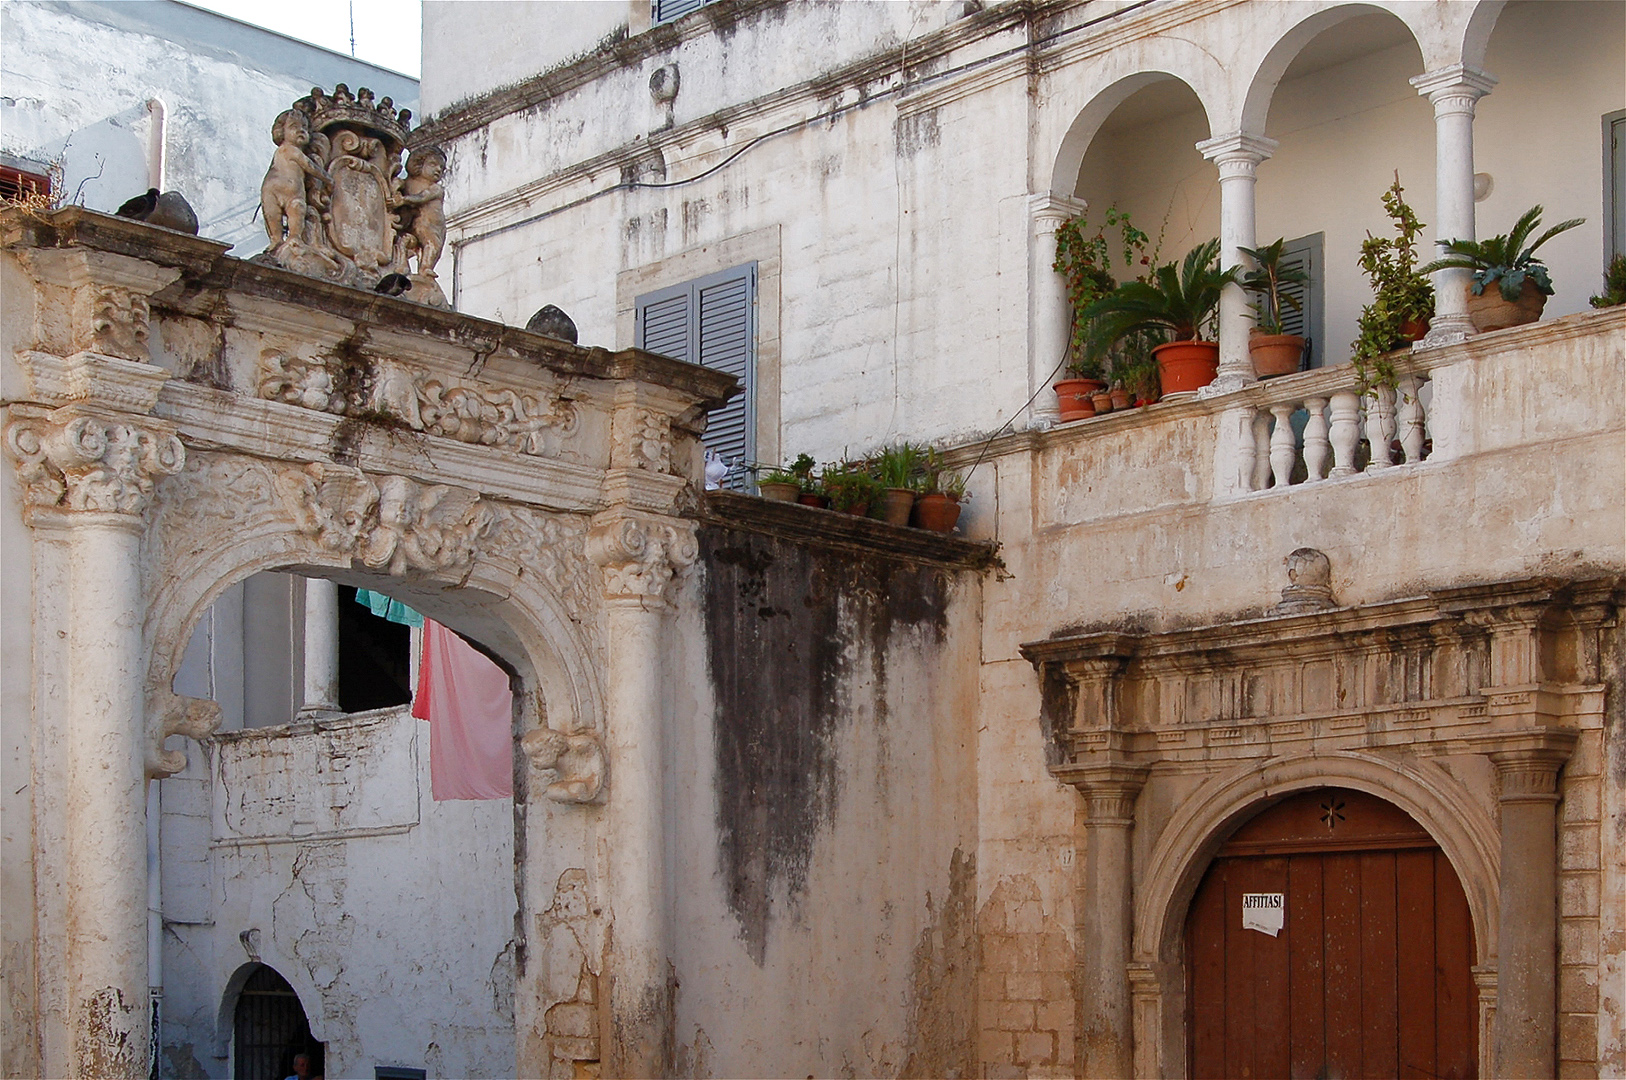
[586,510,697,608]
[6,410,184,517]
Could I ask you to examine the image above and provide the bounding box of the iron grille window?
[233,965,322,1080]
[636,263,757,489]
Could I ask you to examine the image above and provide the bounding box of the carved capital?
[73,284,151,361]
[611,405,673,473]
[1474,728,1578,805]
[6,410,184,517]
[273,462,492,577]
[521,726,606,803]
[1411,65,1497,117]
[1062,762,1149,827]
[1197,131,1279,177]
[587,511,697,608]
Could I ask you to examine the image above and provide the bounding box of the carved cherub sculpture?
[397,147,447,276]
[260,109,331,248]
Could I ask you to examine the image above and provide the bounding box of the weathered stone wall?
[660,516,985,1079]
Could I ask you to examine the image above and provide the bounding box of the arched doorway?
[233,965,323,1080]
[1184,788,1477,1079]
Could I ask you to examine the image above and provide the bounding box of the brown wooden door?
[1185,789,1477,1080]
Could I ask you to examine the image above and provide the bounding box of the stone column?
[1028,193,1088,427]
[1067,762,1149,1079]
[1410,66,1497,347]
[297,577,342,718]
[1196,133,1277,396]
[1485,733,1574,1079]
[6,409,184,1079]
[587,509,697,1080]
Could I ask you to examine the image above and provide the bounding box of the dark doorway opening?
[233,964,323,1080]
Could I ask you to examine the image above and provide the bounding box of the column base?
[1197,372,1256,399]
[1415,313,1474,349]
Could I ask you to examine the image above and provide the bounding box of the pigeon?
[116,188,160,219]
[374,273,412,297]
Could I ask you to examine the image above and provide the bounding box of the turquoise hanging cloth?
[354,588,424,628]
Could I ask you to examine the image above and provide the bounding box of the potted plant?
[1053,206,1152,418]
[1075,238,1236,396]
[1591,254,1626,308]
[821,460,880,517]
[781,453,828,508]
[1352,175,1435,392]
[1239,237,1309,377]
[912,449,964,533]
[1421,204,1585,332]
[873,443,926,526]
[758,461,803,502]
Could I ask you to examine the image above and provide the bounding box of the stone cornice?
[702,490,1003,572]
[2,207,738,412]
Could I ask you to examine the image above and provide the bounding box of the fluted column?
[297,577,342,718]
[1196,133,1277,396]
[587,509,697,1080]
[7,409,184,1079]
[1029,193,1088,427]
[1067,763,1149,1079]
[1484,734,1574,1079]
[1411,66,1497,346]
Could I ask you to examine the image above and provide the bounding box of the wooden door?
[1185,789,1477,1079]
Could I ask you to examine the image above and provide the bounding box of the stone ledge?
[703,490,1001,572]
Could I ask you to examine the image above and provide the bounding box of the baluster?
[1397,376,1426,463]
[1364,385,1397,471]
[1328,391,1360,478]
[1269,404,1297,488]
[1302,397,1329,482]
[1251,410,1273,491]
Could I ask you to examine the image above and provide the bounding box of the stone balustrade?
[1238,371,1430,492]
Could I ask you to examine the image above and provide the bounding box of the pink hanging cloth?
[413,619,514,800]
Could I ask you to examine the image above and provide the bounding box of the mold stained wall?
[662,526,982,1079]
[1073,2,1623,372]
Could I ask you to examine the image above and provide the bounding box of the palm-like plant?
[1238,237,1309,334]
[1075,238,1237,361]
[1420,205,1584,301]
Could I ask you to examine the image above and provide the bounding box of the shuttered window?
[636,263,757,489]
[1278,233,1323,369]
[653,0,710,25]
[1609,112,1626,260]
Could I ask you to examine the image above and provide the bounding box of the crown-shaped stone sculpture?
[257,84,448,308]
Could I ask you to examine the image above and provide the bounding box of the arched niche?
[1049,71,1214,202]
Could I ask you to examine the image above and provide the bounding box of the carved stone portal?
[257,84,450,308]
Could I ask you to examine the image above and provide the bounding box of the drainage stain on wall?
[701,526,952,964]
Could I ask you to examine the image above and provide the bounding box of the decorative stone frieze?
[256,349,579,457]
[273,462,492,576]
[586,510,698,607]
[521,726,606,803]
[611,405,673,473]
[5,410,184,516]
[488,506,596,623]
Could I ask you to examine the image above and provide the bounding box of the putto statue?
[257,84,450,308]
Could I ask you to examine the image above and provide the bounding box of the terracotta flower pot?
[912,493,961,533]
[1109,387,1133,410]
[841,502,870,517]
[1399,317,1431,343]
[1053,378,1103,422]
[1467,279,1546,333]
[881,488,915,527]
[797,493,831,510]
[1248,332,1305,378]
[1091,390,1114,414]
[759,481,800,502]
[1154,339,1220,395]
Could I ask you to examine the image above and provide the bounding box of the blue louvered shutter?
[636,263,756,490]
[653,0,709,25]
[1279,233,1322,369]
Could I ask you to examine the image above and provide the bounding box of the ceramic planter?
[1053,378,1104,422]
[1154,339,1220,395]
[797,493,831,509]
[1091,390,1114,414]
[912,493,961,533]
[1467,279,1546,332]
[1248,332,1305,378]
[1399,317,1431,343]
[759,481,800,502]
[881,488,915,527]
[1109,387,1133,410]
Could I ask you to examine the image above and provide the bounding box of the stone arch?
[1134,751,1500,970]
[1460,0,1511,72]
[1238,3,1427,136]
[141,454,604,776]
[1047,70,1215,197]
[213,959,328,1061]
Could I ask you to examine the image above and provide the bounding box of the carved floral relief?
[5,413,184,515]
[72,285,151,362]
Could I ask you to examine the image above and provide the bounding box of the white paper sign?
[1242,892,1285,937]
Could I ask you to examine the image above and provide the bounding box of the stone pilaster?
[1196,132,1277,397]
[1028,192,1088,427]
